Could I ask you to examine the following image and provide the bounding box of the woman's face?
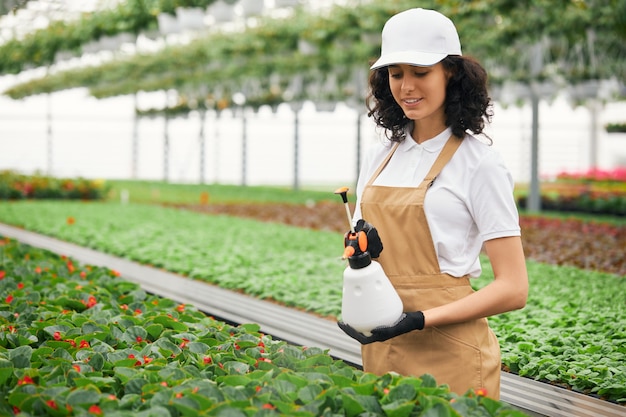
[387,63,449,130]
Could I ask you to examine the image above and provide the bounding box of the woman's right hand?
[350,219,383,258]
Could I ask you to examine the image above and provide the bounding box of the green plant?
[0,237,528,416]
[0,200,624,402]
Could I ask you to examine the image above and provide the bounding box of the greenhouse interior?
[0,1,624,416]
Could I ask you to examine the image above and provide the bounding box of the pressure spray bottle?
[335,187,404,336]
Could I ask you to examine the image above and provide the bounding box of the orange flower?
[66,217,75,225]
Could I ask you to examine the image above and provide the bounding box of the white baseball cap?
[370,8,462,70]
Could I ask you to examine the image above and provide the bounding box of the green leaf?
[218,375,252,387]
[8,345,32,368]
[381,400,417,417]
[145,323,164,340]
[66,388,101,406]
[153,315,189,331]
[0,358,14,385]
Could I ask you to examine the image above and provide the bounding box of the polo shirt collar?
[399,126,453,153]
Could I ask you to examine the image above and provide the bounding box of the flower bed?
[0,171,108,201]
[516,167,626,216]
[0,237,526,416]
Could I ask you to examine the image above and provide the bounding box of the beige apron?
[360,136,501,398]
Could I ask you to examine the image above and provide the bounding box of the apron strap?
[366,142,400,187]
[418,135,463,190]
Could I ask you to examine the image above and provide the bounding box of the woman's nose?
[401,77,415,92]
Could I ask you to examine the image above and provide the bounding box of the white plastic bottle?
[341,252,404,336]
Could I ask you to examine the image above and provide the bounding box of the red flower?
[175,392,183,398]
[262,403,276,410]
[176,304,185,312]
[120,304,128,310]
[203,356,212,364]
[179,338,189,349]
[46,400,58,410]
[17,283,24,289]
[86,296,97,308]
[136,336,143,343]
[66,339,77,347]
[0,270,5,279]
[143,356,153,364]
[72,365,81,372]
[134,309,142,315]
[18,376,34,385]
[34,266,42,273]
[80,271,87,278]
[53,331,62,341]
[67,261,75,273]
[79,340,90,349]
[88,404,103,415]
[111,270,121,277]
[5,294,13,303]
[475,388,488,397]
[160,381,168,387]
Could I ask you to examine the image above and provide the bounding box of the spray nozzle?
[335,187,372,268]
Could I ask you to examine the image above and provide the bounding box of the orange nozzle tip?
[334,186,349,194]
[342,246,355,259]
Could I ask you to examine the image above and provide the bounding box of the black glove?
[338,311,425,345]
[354,219,383,258]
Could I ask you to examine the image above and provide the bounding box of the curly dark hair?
[366,55,493,143]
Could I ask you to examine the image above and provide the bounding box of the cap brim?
[370,51,447,70]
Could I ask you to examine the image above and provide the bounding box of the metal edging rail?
[1,223,624,417]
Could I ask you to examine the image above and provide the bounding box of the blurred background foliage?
[1,0,624,111]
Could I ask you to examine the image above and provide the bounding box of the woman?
[338,8,529,399]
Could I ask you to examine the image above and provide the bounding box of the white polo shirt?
[353,127,521,278]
